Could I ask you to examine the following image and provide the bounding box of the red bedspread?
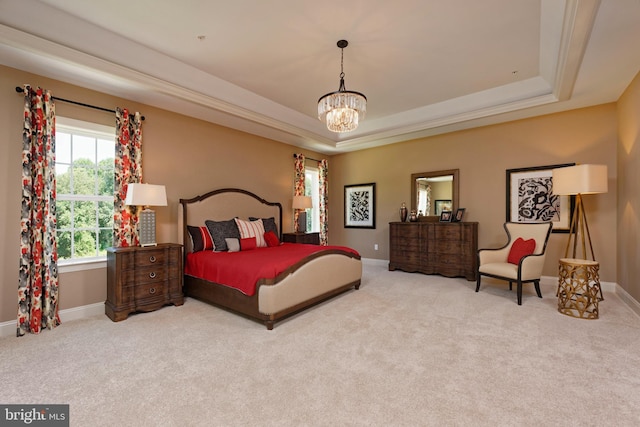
[184,243,359,296]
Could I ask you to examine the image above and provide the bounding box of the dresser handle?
[149,272,156,279]
[149,287,156,294]
[149,256,157,263]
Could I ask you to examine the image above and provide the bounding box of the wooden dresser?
[389,222,478,280]
[106,243,184,321]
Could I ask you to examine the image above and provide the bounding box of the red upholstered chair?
[476,222,553,305]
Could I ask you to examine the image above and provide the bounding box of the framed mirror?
[410,169,459,221]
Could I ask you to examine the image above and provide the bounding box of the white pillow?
[225,238,240,252]
[234,218,267,248]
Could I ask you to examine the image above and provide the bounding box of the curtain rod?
[293,153,321,163]
[15,86,145,121]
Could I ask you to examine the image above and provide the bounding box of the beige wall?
[617,71,640,302]
[0,63,633,324]
[0,65,322,323]
[328,104,618,284]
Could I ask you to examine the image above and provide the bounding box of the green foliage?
[74,230,97,258]
[56,156,114,259]
[57,231,71,260]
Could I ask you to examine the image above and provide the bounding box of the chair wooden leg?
[509,281,513,291]
[517,281,523,305]
[475,274,481,292]
[534,280,542,298]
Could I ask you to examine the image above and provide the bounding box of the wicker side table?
[557,258,601,319]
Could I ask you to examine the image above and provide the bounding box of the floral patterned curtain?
[293,153,305,231]
[113,107,143,247]
[318,159,329,245]
[18,85,60,336]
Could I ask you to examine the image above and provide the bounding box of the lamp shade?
[292,195,312,209]
[125,183,168,206]
[552,164,608,195]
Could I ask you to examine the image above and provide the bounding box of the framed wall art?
[344,183,376,228]
[506,163,575,233]
[434,199,452,215]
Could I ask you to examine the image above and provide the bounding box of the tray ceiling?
[1,0,639,153]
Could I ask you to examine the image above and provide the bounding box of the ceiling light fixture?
[318,40,367,133]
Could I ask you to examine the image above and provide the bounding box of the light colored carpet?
[1,262,639,426]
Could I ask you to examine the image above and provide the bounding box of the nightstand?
[105,243,183,321]
[282,232,320,245]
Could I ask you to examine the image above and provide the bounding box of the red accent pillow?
[187,225,214,252]
[264,231,280,247]
[240,237,257,251]
[507,237,536,265]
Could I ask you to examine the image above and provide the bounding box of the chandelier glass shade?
[318,40,366,133]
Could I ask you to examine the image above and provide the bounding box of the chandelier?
[318,40,367,133]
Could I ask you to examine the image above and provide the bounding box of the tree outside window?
[55,118,115,262]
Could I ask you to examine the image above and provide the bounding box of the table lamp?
[125,183,167,246]
[552,164,608,260]
[292,195,312,233]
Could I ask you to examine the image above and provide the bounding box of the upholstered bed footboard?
[258,254,362,315]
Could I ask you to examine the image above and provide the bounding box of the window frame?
[55,117,115,271]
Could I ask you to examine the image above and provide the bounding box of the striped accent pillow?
[234,218,267,248]
[187,225,214,252]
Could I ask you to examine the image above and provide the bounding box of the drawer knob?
[149,272,157,279]
[149,256,157,263]
[149,287,156,294]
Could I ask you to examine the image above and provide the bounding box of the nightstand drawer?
[127,266,168,285]
[118,250,168,270]
[134,281,166,300]
[135,249,168,268]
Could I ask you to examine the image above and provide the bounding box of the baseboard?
[0,302,104,338]
[541,275,616,292]
[615,285,640,318]
[362,257,388,267]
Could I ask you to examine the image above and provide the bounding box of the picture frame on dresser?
[453,208,466,222]
[506,163,575,233]
[344,183,376,229]
[439,210,452,222]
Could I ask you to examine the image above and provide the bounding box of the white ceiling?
[1,0,639,154]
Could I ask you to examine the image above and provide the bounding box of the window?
[55,118,115,264]
[305,167,320,232]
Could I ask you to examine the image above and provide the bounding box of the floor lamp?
[552,164,608,261]
[125,183,168,246]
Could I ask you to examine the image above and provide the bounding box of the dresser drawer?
[391,225,419,240]
[434,225,462,241]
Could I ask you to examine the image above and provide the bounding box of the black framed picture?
[439,210,452,222]
[453,208,465,222]
[344,183,376,228]
[506,163,575,233]
[434,199,452,215]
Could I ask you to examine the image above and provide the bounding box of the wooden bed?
[179,188,362,329]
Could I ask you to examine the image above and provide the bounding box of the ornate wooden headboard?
[178,188,283,253]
